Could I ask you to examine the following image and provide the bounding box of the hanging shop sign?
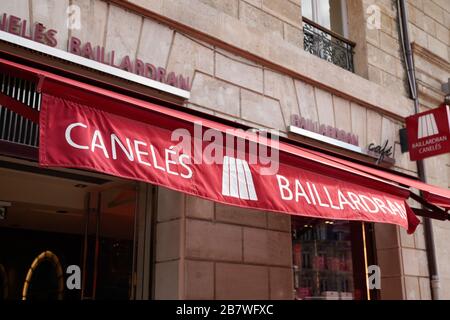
[0,12,190,91]
[405,104,450,161]
[38,91,419,233]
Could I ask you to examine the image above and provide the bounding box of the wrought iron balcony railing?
[303,17,355,72]
[0,73,40,148]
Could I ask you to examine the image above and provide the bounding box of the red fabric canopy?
[1,57,448,232]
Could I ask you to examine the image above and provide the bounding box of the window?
[292,217,374,300]
[301,0,355,72]
[301,0,347,36]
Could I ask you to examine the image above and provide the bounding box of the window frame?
[302,0,349,38]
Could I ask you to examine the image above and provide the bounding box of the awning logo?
[221,156,258,201]
[418,113,439,139]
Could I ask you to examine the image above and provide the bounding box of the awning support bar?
[413,209,450,221]
[410,192,450,221]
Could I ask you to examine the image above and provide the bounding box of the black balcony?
[303,17,355,72]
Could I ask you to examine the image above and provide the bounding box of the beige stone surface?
[190,73,240,116]
[243,227,292,266]
[435,23,449,46]
[184,260,214,299]
[408,0,424,10]
[350,103,367,147]
[295,80,319,122]
[198,0,239,18]
[186,195,214,220]
[262,0,301,27]
[283,23,303,47]
[70,0,108,45]
[314,88,334,127]
[434,225,450,279]
[215,263,269,299]
[379,31,401,58]
[154,260,179,299]
[104,4,142,60]
[241,89,285,129]
[439,278,450,300]
[242,0,262,8]
[2,0,30,21]
[418,277,432,300]
[137,18,174,68]
[31,0,69,50]
[380,276,404,299]
[366,109,382,145]
[427,36,449,60]
[424,1,445,24]
[368,65,383,85]
[402,248,429,277]
[264,70,301,126]
[377,248,402,277]
[239,1,284,37]
[380,117,398,146]
[186,219,242,261]
[333,96,351,132]
[404,276,420,299]
[432,0,450,11]
[166,33,214,80]
[269,267,294,299]
[408,3,425,29]
[366,25,380,47]
[215,203,266,228]
[413,223,426,250]
[423,15,437,37]
[380,12,395,37]
[367,44,399,77]
[156,219,181,262]
[414,55,449,84]
[157,187,184,221]
[410,24,428,48]
[381,71,407,97]
[393,143,418,173]
[215,52,264,93]
[267,212,291,232]
[399,227,415,248]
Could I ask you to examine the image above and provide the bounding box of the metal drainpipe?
[396,0,440,300]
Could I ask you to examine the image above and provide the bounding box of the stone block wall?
[154,188,293,299]
[198,0,303,47]
[359,0,408,97]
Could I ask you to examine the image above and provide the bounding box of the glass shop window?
[292,217,375,300]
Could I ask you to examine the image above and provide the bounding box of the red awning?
[1,57,449,232]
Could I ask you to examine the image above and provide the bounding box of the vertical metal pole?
[361,222,370,300]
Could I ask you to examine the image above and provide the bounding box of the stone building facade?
[0,0,449,300]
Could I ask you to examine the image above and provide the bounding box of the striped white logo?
[418,113,439,139]
[221,156,258,201]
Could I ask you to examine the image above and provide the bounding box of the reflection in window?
[292,218,357,300]
[301,0,345,36]
[301,0,354,72]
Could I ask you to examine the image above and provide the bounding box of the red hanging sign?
[39,94,419,233]
[405,104,450,161]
